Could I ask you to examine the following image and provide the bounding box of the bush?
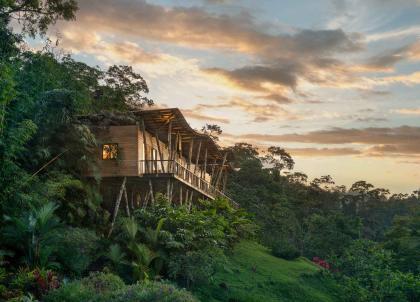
[44,272,198,302]
[271,241,300,260]
[332,239,420,302]
[103,281,199,302]
[168,248,226,287]
[55,227,101,276]
[44,272,125,302]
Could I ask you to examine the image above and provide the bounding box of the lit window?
[102,143,118,160]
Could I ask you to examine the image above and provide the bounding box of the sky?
[44,0,420,193]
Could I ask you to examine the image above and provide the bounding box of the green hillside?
[194,241,342,302]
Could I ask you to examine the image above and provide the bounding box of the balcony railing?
[138,159,235,205]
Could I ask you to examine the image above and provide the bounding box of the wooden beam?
[124,187,130,217]
[215,152,228,189]
[178,132,183,157]
[148,179,155,205]
[188,138,194,169]
[173,131,180,162]
[210,158,217,185]
[168,120,172,172]
[143,191,149,209]
[194,140,202,175]
[154,130,165,173]
[140,119,148,173]
[202,147,208,179]
[107,177,126,238]
[222,172,228,192]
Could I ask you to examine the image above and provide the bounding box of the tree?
[1,202,61,269]
[104,65,153,109]
[286,172,308,185]
[201,123,222,141]
[261,146,294,177]
[384,207,420,274]
[310,175,335,191]
[0,0,78,37]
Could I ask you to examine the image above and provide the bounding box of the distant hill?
[194,241,342,302]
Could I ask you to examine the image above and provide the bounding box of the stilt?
[155,130,165,173]
[124,187,130,217]
[148,179,155,205]
[108,177,127,238]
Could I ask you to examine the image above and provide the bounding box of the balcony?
[138,160,235,205]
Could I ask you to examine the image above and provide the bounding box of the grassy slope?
[194,241,341,302]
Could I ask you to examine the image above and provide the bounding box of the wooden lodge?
[80,108,235,216]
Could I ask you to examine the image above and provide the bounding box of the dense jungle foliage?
[1,1,419,301]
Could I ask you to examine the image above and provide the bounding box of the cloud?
[366,26,420,42]
[366,144,420,156]
[364,41,420,70]
[194,97,301,122]
[257,93,295,104]
[181,109,230,124]
[393,108,420,115]
[229,126,420,145]
[57,28,161,65]
[286,147,362,157]
[53,0,367,101]
[68,1,363,58]
[223,125,420,157]
[204,64,301,92]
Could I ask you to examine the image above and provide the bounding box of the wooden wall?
[86,125,139,177]
[85,124,212,183]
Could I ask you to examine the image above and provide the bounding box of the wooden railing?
[138,159,236,205]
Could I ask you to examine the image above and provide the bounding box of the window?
[102,143,118,160]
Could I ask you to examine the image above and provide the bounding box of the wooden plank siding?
[86,125,212,183]
[86,125,139,177]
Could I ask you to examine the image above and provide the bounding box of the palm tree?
[2,202,60,269]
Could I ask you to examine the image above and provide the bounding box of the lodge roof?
[78,108,227,163]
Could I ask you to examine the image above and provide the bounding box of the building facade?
[81,108,234,218]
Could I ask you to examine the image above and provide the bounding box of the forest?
[0,1,419,301]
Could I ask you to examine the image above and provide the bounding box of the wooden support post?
[210,158,217,185]
[167,179,171,201]
[108,177,127,238]
[143,191,149,209]
[148,179,155,205]
[170,179,174,202]
[124,187,130,217]
[185,190,189,206]
[168,120,172,172]
[154,131,165,173]
[215,152,228,189]
[141,119,148,173]
[194,140,202,175]
[222,172,228,192]
[202,147,208,179]
[179,185,183,205]
[130,190,134,210]
[178,132,183,158]
[188,139,194,169]
[174,132,180,158]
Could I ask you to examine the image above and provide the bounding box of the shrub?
[168,248,226,287]
[103,281,199,302]
[332,239,420,302]
[44,272,198,302]
[54,227,101,276]
[271,241,300,260]
[44,272,125,302]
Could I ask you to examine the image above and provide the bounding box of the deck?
[139,160,236,205]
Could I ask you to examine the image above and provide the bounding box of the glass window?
[102,143,118,160]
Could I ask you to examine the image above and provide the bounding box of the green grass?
[193,241,342,302]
